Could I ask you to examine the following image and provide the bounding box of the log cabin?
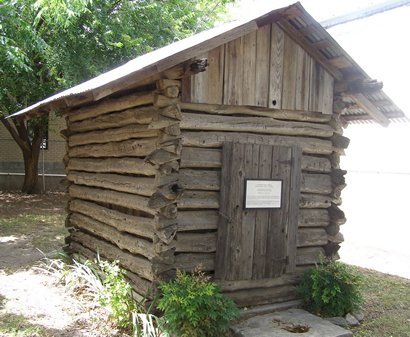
[11,2,406,308]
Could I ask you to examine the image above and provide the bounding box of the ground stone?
[325,316,349,328]
[232,308,352,337]
[352,310,365,322]
[345,313,360,327]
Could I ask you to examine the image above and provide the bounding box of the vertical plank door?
[215,142,301,281]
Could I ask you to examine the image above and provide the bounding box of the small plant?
[158,268,240,337]
[98,258,136,330]
[297,257,363,317]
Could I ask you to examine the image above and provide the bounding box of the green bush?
[297,258,363,317]
[157,269,240,337]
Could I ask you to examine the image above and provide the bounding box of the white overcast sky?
[232,0,410,173]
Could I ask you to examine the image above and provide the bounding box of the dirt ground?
[0,192,119,337]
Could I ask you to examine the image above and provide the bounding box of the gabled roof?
[10,2,406,125]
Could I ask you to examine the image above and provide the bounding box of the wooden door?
[215,142,301,281]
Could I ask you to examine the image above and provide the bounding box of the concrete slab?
[232,308,352,337]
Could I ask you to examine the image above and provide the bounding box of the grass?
[0,313,50,337]
[351,266,410,337]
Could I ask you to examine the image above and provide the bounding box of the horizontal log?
[216,274,301,292]
[68,242,152,297]
[182,131,333,155]
[69,124,158,147]
[176,232,217,253]
[68,91,154,123]
[298,209,329,227]
[67,171,156,196]
[179,169,220,191]
[179,191,333,210]
[180,147,222,168]
[301,155,332,173]
[326,224,340,236]
[328,204,346,225]
[180,102,332,123]
[174,253,215,271]
[301,173,332,194]
[296,247,325,266]
[69,213,154,260]
[69,138,158,158]
[331,133,350,149]
[177,210,219,231]
[69,185,156,215]
[297,228,328,247]
[69,231,153,280]
[69,107,156,133]
[69,199,154,239]
[299,193,332,209]
[178,191,219,209]
[67,157,157,176]
[181,112,334,137]
[158,104,182,120]
[153,94,179,108]
[225,285,296,307]
[181,147,331,173]
[328,232,344,244]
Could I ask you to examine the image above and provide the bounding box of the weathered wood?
[158,105,182,120]
[69,185,156,215]
[145,149,179,165]
[179,102,332,123]
[331,133,350,149]
[269,23,284,109]
[351,93,390,127]
[174,253,215,271]
[69,213,154,259]
[153,94,179,108]
[225,285,296,307]
[296,247,325,265]
[176,232,216,253]
[69,107,156,133]
[180,112,334,137]
[67,171,156,196]
[301,155,331,173]
[68,241,152,296]
[301,173,332,194]
[217,274,300,292]
[67,157,157,176]
[255,25,270,106]
[297,228,328,247]
[181,147,331,173]
[326,224,340,236]
[177,210,219,231]
[69,199,154,239]
[298,209,329,227]
[282,34,298,110]
[300,193,332,209]
[69,138,158,158]
[68,91,154,123]
[178,191,219,209]
[328,232,344,244]
[179,169,220,191]
[324,242,341,257]
[69,231,153,280]
[223,36,243,105]
[182,131,333,155]
[69,124,158,147]
[242,31,257,105]
[156,79,181,91]
[148,183,184,209]
[328,204,347,225]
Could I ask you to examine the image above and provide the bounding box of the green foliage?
[297,258,363,317]
[97,259,136,330]
[158,269,240,337]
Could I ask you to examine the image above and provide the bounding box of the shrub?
[297,257,363,317]
[157,269,240,337]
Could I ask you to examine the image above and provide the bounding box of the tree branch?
[0,116,31,153]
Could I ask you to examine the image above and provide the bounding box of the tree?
[0,0,233,193]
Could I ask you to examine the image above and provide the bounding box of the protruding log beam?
[335,79,383,95]
[68,91,154,123]
[328,204,346,225]
[145,149,179,165]
[69,138,158,158]
[69,185,156,215]
[159,104,182,120]
[324,242,341,257]
[69,107,156,133]
[69,213,154,260]
[331,133,350,149]
[67,157,157,176]
[67,171,156,196]
[69,199,155,239]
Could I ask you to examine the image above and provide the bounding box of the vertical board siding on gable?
[185,23,333,114]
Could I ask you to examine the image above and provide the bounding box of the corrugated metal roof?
[10,2,406,125]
